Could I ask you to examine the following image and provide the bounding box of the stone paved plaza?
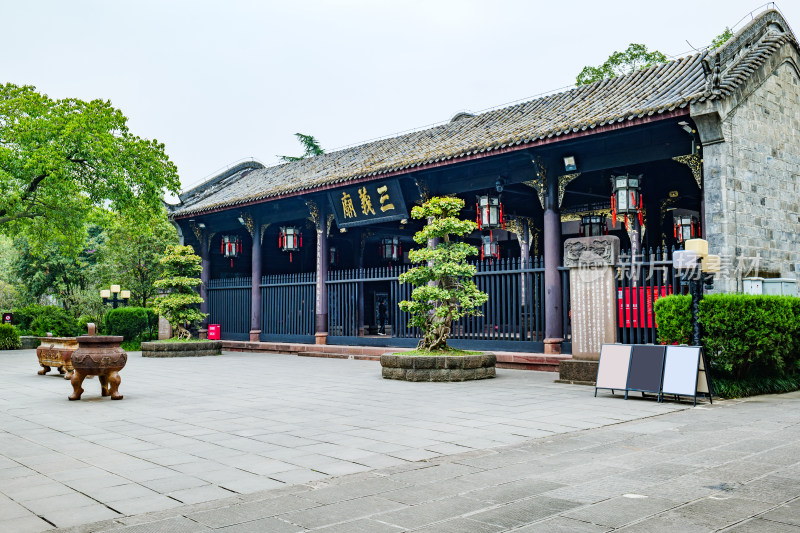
[1,349,799,532]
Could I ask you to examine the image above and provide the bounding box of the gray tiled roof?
[170,10,796,218]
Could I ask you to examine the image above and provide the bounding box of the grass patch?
[713,375,800,399]
[121,340,141,351]
[395,349,483,356]
[151,338,213,343]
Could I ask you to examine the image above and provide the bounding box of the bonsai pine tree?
[152,245,206,339]
[399,196,488,351]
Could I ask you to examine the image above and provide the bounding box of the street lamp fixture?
[101,285,130,309]
[673,238,718,345]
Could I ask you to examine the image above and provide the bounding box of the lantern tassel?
[611,195,617,225]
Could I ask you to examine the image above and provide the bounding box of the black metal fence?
[615,247,678,344]
[208,277,252,340]
[260,272,316,342]
[209,256,573,351]
[325,258,549,351]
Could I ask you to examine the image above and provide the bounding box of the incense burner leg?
[108,372,123,400]
[38,365,50,375]
[69,371,86,401]
[99,375,109,397]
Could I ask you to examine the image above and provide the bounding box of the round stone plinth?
[141,341,222,358]
[380,352,496,382]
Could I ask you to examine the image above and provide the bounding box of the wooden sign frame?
[594,344,633,399]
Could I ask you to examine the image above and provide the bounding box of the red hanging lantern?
[221,235,241,268]
[673,214,699,243]
[476,195,504,230]
[379,237,401,263]
[580,215,607,237]
[481,233,499,261]
[280,226,302,263]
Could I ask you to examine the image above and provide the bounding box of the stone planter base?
[140,341,222,358]
[555,360,599,385]
[21,336,40,350]
[381,353,496,382]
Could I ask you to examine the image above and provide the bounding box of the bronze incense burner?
[69,324,127,401]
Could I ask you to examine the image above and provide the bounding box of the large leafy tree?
[399,197,488,351]
[152,245,206,339]
[277,133,324,162]
[99,209,178,307]
[11,226,104,313]
[0,84,180,250]
[576,44,667,86]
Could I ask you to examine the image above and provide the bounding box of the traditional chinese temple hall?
[168,10,800,357]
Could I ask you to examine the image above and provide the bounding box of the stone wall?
[698,46,800,292]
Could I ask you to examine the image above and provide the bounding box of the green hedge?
[654,294,800,397]
[0,324,21,349]
[12,305,80,337]
[105,307,158,342]
[699,294,800,379]
[654,295,691,345]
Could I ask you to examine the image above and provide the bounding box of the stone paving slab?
[1,349,800,531]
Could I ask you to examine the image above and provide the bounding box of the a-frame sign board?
[661,345,714,406]
[626,345,667,402]
[595,344,632,399]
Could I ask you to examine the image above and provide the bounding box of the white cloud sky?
[2,1,796,194]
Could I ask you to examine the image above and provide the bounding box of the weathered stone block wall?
[701,55,800,291]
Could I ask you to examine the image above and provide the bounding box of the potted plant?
[141,245,221,357]
[381,196,495,381]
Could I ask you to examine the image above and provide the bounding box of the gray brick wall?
[701,60,800,291]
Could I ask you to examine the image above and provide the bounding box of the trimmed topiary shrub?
[654,295,691,345]
[0,324,21,349]
[105,307,149,342]
[699,294,800,379]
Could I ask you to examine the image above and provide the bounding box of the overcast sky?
[3,1,797,196]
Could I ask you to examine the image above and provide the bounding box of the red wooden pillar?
[544,170,563,354]
[315,203,329,344]
[250,220,262,342]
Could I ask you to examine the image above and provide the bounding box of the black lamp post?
[100,285,130,309]
[674,239,719,346]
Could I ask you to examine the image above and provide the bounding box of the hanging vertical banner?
[328,179,408,228]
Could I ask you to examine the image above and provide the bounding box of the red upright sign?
[208,324,220,340]
[617,286,671,328]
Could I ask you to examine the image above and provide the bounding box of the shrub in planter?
[0,324,21,349]
[153,245,206,339]
[398,196,487,351]
[654,295,691,345]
